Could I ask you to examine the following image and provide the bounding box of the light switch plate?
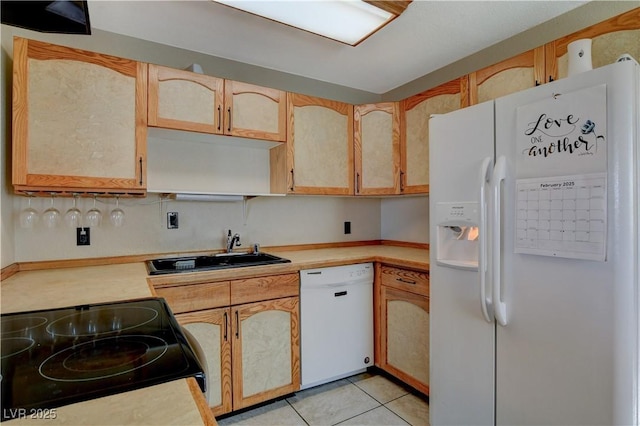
[167,212,179,229]
[344,221,351,234]
[76,227,90,245]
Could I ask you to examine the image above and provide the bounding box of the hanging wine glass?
[19,194,39,229]
[64,194,82,228]
[110,195,125,227]
[42,193,61,229]
[85,195,102,227]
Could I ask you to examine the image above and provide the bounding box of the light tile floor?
[217,372,429,426]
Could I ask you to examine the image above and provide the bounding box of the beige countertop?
[5,380,207,426]
[1,263,151,314]
[149,245,429,287]
[1,263,214,426]
[0,244,428,425]
[272,245,428,270]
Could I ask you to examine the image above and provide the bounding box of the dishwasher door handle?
[334,291,348,297]
[302,279,372,289]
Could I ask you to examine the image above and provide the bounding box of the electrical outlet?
[344,221,351,234]
[167,212,179,229]
[77,227,90,246]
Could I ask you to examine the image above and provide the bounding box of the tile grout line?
[348,380,424,426]
[285,396,311,426]
[219,374,426,426]
[350,380,410,406]
[348,375,429,426]
[380,404,414,426]
[331,404,384,426]
[384,395,430,426]
[287,381,385,426]
[343,380,417,425]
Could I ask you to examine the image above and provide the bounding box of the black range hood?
[1,1,91,35]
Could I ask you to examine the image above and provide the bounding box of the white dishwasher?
[300,263,374,389]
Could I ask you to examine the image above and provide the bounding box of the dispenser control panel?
[435,202,478,225]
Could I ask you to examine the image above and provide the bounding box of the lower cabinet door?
[380,286,430,395]
[232,296,300,409]
[176,308,233,416]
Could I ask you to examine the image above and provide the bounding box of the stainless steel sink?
[147,252,291,275]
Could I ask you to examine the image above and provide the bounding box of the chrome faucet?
[226,230,241,253]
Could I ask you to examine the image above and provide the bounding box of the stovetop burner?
[1,298,204,421]
[1,316,47,336]
[1,337,35,359]
[45,306,159,338]
[40,335,169,382]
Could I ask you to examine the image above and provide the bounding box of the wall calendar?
[514,84,607,260]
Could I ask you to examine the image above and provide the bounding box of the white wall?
[380,196,429,244]
[13,195,382,262]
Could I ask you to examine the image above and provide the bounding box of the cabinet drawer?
[156,281,230,314]
[231,274,299,305]
[380,265,429,295]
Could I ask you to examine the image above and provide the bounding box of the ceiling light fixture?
[212,0,411,46]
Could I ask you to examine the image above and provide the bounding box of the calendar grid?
[515,173,606,260]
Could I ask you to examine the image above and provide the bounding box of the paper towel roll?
[567,39,592,76]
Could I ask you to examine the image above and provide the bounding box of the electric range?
[1,297,205,421]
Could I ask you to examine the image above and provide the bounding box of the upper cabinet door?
[149,67,286,142]
[287,93,354,195]
[546,8,640,82]
[12,37,147,195]
[401,77,468,195]
[148,64,224,134]
[469,47,545,105]
[224,81,287,142]
[354,102,401,195]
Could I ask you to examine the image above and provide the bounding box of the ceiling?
[87,1,588,94]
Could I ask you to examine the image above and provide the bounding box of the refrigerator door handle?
[479,156,493,323]
[491,155,508,326]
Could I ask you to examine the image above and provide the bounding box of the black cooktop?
[1,298,205,421]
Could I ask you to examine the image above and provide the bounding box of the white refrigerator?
[429,61,639,426]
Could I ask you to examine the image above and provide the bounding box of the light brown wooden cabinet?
[469,47,545,105]
[231,296,299,410]
[377,265,430,395]
[354,102,401,195]
[12,37,148,195]
[148,65,224,134]
[148,64,287,142]
[400,77,468,195]
[545,8,640,82]
[154,273,299,416]
[285,93,354,195]
[176,307,233,416]
[469,9,639,105]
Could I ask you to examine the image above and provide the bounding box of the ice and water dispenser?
[435,202,480,270]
